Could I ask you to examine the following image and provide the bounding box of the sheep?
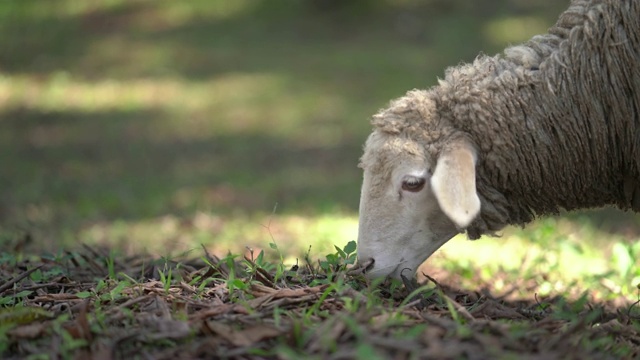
[354,0,640,280]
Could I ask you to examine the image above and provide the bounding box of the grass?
[1,0,640,357]
[0,0,570,252]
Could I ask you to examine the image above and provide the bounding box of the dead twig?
[0,265,43,293]
[441,293,475,323]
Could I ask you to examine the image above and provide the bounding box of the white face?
[356,137,480,279]
[356,158,459,279]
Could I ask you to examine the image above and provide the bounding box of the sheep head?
[355,90,481,279]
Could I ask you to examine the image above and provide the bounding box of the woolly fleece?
[362,0,640,239]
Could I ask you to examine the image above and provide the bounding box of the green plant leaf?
[343,240,356,255]
[334,245,347,259]
[76,291,93,299]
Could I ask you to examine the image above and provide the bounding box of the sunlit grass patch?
[0,71,351,143]
[484,16,551,46]
[76,212,357,261]
[430,217,640,301]
[0,0,258,23]
[0,73,189,113]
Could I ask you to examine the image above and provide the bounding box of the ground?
[1,243,639,359]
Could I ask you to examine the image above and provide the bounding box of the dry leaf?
[471,299,525,320]
[206,321,281,347]
[8,322,46,338]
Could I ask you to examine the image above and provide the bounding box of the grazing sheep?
[355,0,640,279]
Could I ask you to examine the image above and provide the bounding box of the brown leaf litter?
[0,245,638,359]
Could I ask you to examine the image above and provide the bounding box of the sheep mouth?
[347,258,375,276]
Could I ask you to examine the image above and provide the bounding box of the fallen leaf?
[65,301,92,341]
[205,321,281,347]
[33,293,82,302]
[471,299,525,320]
[8,322,46,338]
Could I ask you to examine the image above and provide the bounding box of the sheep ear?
[431,141,481,228]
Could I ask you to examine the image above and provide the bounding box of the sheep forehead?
[360,89,448,182]
[360,132,428,184]
[380,135,424,158]
[371,89,443,135]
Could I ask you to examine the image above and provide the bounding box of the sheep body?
[454,0,640,237]
[356,0,640,278]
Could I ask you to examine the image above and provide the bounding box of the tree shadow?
[0,106,362,231]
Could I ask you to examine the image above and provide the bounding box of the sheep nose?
[347,257,375,276]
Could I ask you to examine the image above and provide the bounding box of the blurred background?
[1,0,639,286]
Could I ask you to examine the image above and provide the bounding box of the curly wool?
[370,0,640,239]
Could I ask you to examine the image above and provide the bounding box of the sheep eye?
[401,176,426,192]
